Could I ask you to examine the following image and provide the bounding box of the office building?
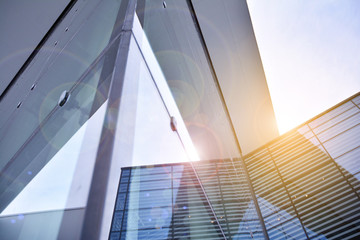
[109,93,360,239]
[0,0,278,239]
[1,0,357,239]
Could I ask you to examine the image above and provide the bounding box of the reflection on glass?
[0,0,123,236]
[0,0,122,171]
[245,119,360,239]
[110,160,267,239]
[114,36,190,167]
[193,159,264,239]
[1,101,108,216]
[136,0,239,160]
[110,165,224,240]
[0,52,112,238]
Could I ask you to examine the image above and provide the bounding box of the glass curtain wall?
[243,93,360,240]
[0,0,125,239]
[109,164,224,240]
[136,0,240,161]
[111,93,360,240]
[109,160,266,239]
[129,0,268,239]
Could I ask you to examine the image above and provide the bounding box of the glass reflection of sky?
[257,196,327,240]
[0,101,107,216]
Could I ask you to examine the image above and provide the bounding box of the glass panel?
[122,207,172,231]
[126,189,173,209]
[127,179,172,192]
[131,166,172,176]
[112,211,124,232]
[109,35,225,239]
[131,173,172,182]
[352,95,360,106]
[308,102,354,129]
[335,146,360,179]
[316,112,360,142]
[122,228,171,240]
[112,36,190,168]
[244,149,307,239]
[312,106,359,135]
[323,123,360,158]
[0,0,124,238]
[0,209,84,240]
[136,0,239,160]
[0,0,122,170]
[245,113,360,240]
[192,159,264,239]
[0,58,110,238]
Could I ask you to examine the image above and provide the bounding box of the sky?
[247,0,360,134]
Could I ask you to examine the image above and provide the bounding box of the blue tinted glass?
[126,189,172,209]
[118,184,128,193]
[131,166,172,176]
[122,228,171,240]
[130,173,171,182]
[121,169,131,177]
[116,193,127,210]
[109,232,120,240]
[112,211,124,232]
[127,179,171,192]
[122,207,172,231]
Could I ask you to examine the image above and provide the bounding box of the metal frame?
[0,0,79,100]
[80,0,137,239]
[0,0,126,214]
[185,1,270,238]
[83,0,272,238]
[243,91,360,158]
[1,0,332,238]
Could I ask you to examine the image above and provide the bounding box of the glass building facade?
[0,0,358,239]
[1,0,257,239]
[110,93,360,239]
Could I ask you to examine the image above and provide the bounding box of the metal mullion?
[333,144,360,161]
[235,154,270,240]
[314,108,359,136]
[310,105,356,133]
[189,164,228,239]
[307,123,360,201]
[215,162,232,239]
[267,147,310,240]
[107,168,131,238]
[352,99,360,110]
[119,169,132,239]
[80,0,137,239]
[171,166,174,240]
[318,120,360,146]
[185,0,269,237]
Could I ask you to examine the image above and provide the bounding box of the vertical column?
[80,0,137,239]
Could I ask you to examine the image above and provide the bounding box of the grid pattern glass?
[110,93,360,240]
[244,93,360,240]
